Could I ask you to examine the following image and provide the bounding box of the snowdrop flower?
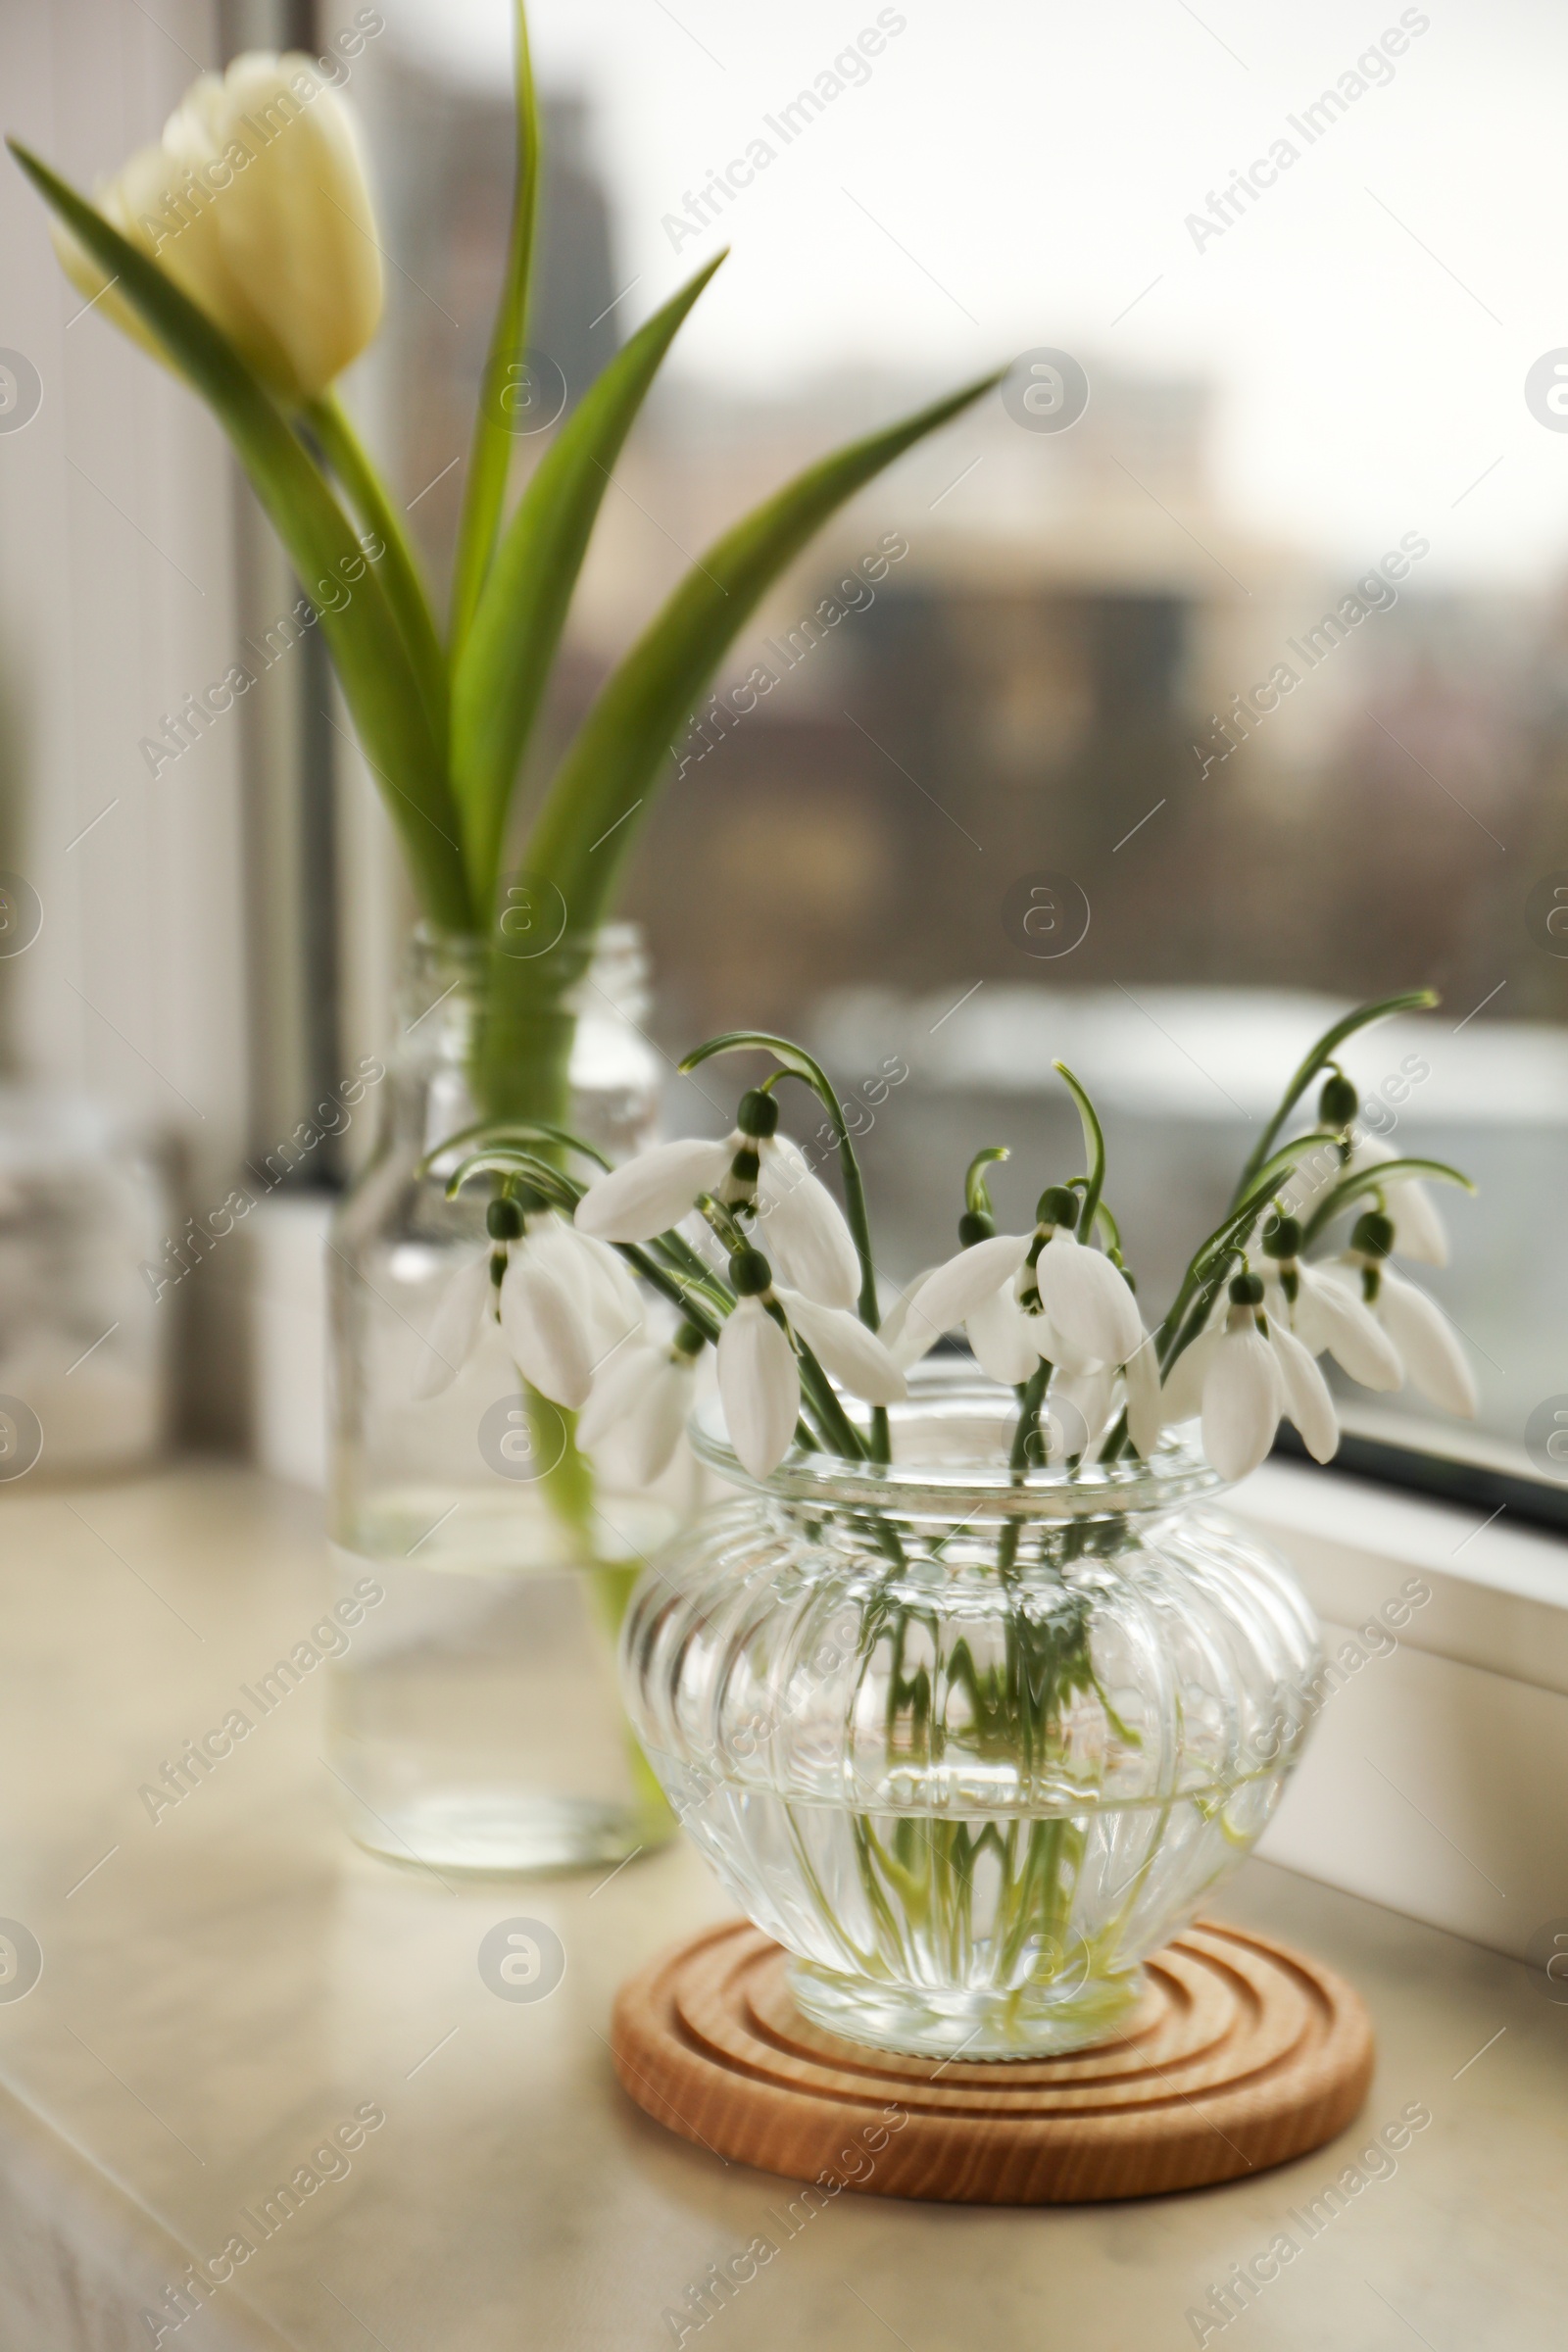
[1344,1139,1448,1266]
[577,1328,703,1485]
[1259,1216,1401,1392]
[413,1195,642,1413]
[575,1090,860,1308]
[51,54,383,407]
[1278,1071,1447,1268]
[1323,1212,1478,1418]
[715,1248,905,1481]
[891,1188,1144,1376]
[1198,1273,1340,1482]
[715,1249,801,1480]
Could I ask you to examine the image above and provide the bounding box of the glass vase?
[620,1361,1322,2059]
[326,923,682,1877]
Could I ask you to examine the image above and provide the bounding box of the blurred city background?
[1,0,1565,1491]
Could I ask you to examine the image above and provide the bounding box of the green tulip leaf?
[451,253,727,914]
[448,0,541,655]
[523,368,1005,929]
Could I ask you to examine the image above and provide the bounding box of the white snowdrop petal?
[1376,1271,1478,1417]
[1160,1330,1219,1425]
[716,1298,801,1479]
[889,1233,1033,1369]
[577,1232,648,1340]
[778,1288,906,1406]
[573,1138,731,1242]
[1050,1363,1115,1457]
[755,1137,861,1307]
[964,1280,1042,1386]
[877,1268,939,1354]
[1200,1327,1284,1483]
[1033,1230,1145,1365]
[1299,1266,1403,1392]
[1268,1321,1340,1463]
[1027,1308,1099,1374]
[499,1249,597,1409]
[1124,1337,1165,1459]
[412,1252,492,1400]
[529,1222,644,1365]
[575,1341,662,1449]
[628,1359,695,1484]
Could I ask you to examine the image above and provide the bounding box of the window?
[355,1,1564,1517]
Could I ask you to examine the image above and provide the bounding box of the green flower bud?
[1318,1072,1358,1130]
[1351,1208,1395,1258]
[1262,1214,1301,1261]
[957,1208,995,1247]
[486,1197,524,1241]
[1037,1185,1080,1231]
[737,1089,779,1139]
[673,1322,708,1357]
[1229,1271,1265,1307]
[729,1247,773,1297]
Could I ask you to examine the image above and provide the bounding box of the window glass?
[367,0,1567,1494]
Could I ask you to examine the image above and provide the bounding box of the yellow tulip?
[51,52,383,407]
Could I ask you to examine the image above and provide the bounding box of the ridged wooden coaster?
[611,1918,1374,2203]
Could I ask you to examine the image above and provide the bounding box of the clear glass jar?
[621,1362,1322,2059]
[326,923,680,1877]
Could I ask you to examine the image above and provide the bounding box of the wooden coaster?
[611,1918,1374,2204]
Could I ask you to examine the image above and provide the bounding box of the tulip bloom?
[51,53,383,407]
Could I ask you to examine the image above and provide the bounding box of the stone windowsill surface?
[0,1462,1561,2351]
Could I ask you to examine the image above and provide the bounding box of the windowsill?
[1233,1456,1568,1697]
[1233,1459,1568,1964]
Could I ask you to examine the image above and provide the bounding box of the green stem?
[999,1361,1052,1575]
[1054,1061,1106,1239]
[1229,989,1437,1209]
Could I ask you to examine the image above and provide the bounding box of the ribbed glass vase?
[621,1362,1322,2058]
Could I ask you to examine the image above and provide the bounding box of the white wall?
[0,1,251,1429]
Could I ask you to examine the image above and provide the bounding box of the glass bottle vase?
[620,1362,1323,2059]
[326,923,682,1877]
